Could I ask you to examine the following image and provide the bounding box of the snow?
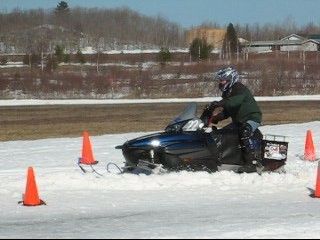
[1,98,320,238]
[0,95,320,106]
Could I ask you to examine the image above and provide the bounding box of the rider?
[204,66,262,173]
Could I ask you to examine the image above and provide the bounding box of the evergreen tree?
[55,1,70,12]
[158,47,172,67]
[54,45,65,63]
[189,38,213,61]
[76,49,86,64]
[223,23,239,54]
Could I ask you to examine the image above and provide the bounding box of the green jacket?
[219,82,262,125]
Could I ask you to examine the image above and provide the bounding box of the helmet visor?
[217,74,232,82]
[219,82,229,92]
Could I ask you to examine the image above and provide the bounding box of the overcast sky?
[1,0,320,28]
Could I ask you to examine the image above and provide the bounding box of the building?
[242,34,320,53]
[185,28,227,51]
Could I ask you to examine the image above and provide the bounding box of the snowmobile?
[116,103,288,174]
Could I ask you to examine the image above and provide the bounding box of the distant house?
[241,34,320,53]
[184,27,227,51]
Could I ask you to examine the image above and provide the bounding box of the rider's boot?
[238,123,257,173]
[238,151,256,173]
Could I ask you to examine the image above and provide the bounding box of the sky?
[1,98,320,238]
[1,0,320,28]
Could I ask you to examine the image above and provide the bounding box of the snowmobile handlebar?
[200,105,224,127]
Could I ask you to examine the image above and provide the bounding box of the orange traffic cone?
[310,162,320,198]
[19,167,46,206]
[79,131,98,165]
[304,130,317,161]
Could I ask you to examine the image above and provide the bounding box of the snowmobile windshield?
[165,103,199,133]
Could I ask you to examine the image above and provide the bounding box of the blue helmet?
[215,67,239,92]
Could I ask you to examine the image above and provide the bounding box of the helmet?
[215,67,239,92]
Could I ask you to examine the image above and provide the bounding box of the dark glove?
[209,101,220,112]
[210,100,227,111]
[212,106,224,116]
[211,115,219,124]
[211,110,226,124]
[200,105,212,127]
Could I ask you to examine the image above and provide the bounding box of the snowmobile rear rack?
[261,134,289,172]
[264,134,288,143]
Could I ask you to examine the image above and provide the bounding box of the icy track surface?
[1,121,320,239]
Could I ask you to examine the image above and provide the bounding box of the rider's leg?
[238,121,260,173]
[222,122,237,130]
[247,120,260,133]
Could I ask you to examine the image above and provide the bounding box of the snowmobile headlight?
[151,140,160,147]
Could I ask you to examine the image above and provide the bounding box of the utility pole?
[303,50,306,73]
[41,48,44,72]
[237,41,239,63]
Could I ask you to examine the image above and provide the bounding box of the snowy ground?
[1,98,320,239]
[0,95,320,106]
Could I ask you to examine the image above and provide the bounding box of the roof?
[242,40,302,46]
[242,34,320,47]
[280,34,305,41]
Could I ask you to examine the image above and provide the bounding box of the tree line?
[0,2,320,99]
[1,1,320,56]
[0,2,182,54]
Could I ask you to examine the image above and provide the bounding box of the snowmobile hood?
[116,103,203,151]
[122,131,203,150]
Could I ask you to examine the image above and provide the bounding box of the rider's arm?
[211,106,230,124]
[219,83,248,109]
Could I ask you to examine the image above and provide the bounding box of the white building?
[242,34,320,53]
